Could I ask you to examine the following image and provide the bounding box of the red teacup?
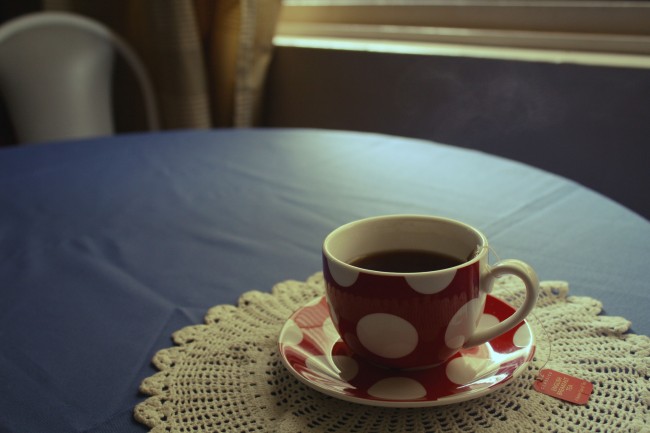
[323,215,539,370]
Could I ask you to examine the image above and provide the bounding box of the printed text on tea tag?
[533,369,593,404]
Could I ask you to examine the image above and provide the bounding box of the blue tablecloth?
[0,128,648,432]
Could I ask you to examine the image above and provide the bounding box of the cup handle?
[463,259,540,348]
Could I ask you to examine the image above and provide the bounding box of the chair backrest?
[0,12,159,144]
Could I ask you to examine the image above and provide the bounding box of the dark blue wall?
[263,46,650,219]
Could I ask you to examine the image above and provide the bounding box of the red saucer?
[278,295,535,407]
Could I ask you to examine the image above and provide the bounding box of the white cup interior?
[324,215,486,270]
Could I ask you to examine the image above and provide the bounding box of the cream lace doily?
[134,273,650,433]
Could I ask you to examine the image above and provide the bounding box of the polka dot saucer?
[278,295,535,407]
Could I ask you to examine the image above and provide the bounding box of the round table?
[0,128,647,433]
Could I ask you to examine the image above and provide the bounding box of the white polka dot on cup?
[325,292,339,326]
[357,313,418,359]
[405,270,456,294]
[445,298,482,349]
[327,257,359,287]
[477,314,500,330]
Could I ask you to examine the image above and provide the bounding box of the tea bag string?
[487,246,552,377]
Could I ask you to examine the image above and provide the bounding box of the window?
[276,0,650,67]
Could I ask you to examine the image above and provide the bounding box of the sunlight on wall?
[274,35,650,70]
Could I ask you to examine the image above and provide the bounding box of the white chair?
[0,11,159,144]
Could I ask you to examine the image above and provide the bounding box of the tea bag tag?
[533,369,593,404]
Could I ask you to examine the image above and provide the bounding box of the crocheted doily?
[134,273,649,433]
